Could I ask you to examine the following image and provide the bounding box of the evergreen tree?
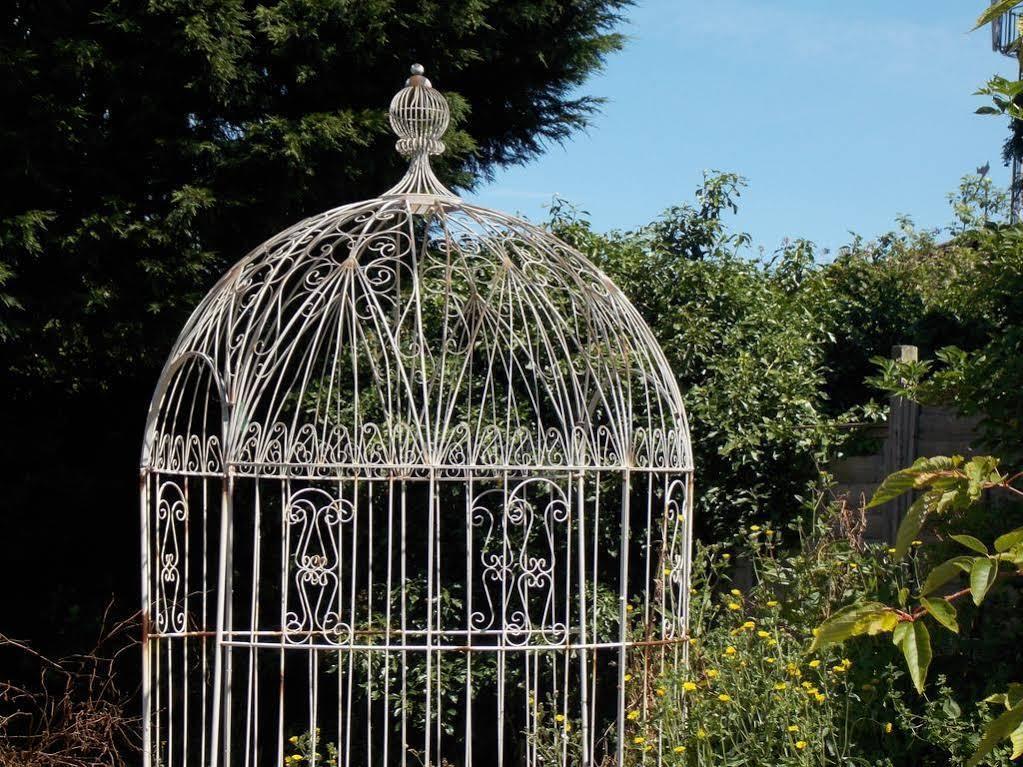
[0,0,628,650]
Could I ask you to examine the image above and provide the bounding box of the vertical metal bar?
[209,470,234,767]
[497,471,509,767]
[383,477,395,767]
[278,481,288,767]
[400,479,409,762]
[616,471,632,767]
[224,472,235,767]
[464,476,474,767]
[244,478,262,767]
[425,470,436,766]
[345,479,357,767]
[182,476,190,767]
[574,471,591,767]
[366,482,374,767]
[140,470,152,767]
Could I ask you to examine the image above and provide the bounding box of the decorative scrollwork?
[154,480,187,634]
[284,487,355,644]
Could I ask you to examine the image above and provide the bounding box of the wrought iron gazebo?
[140,64,693,767]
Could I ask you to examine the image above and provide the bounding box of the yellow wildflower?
[887,547,897,554]
[912,540,923,546]
[718,693,732,702]
[673,746,686,754]
[706,669,719,679]
[724,646,737,656]
[626,604,634,612]
[727,602,741,611]
[289,736,299,744]
[624,674,632,682]
[663,568,672,576]
[722,553,731,560]
[832,665,847,674]
[555,714,565,723]
[757,630,770,638]
[656,687,666,697]
[627,710,640,721]
[766,600,779,607]
[766,529,775,537]
[884,722,893,734]
[750,525,761,532]
[811,627,820,637]
[765,657,776,664]
[730,589,742,596]
[787,725,799,733]
[767,638,778,647]
[774,682,788,690]
[849,563,858,570]
[633,736,645,744]
[795,740,807,750]
[683,681,698,692]
[742,620,756,629]
[697,728,707,739]
[842,658,853,669]
[815,693,826,703]
[808,660,821,669]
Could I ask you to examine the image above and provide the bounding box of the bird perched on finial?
[978,161,991,178]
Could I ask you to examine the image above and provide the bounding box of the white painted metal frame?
[140,64,694,767]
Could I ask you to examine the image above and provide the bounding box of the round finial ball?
[410,63,425,76]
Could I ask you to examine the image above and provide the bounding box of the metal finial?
[383,64,458,203]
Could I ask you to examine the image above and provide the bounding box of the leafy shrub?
[815,457,1023,764]
[529,490,1016,765]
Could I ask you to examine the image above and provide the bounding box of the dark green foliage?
[866,223,1023,464]
[0,0,628,651]
[547,173,1019,539]
[549,178,871,537]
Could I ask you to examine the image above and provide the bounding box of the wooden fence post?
[882,345,919,541]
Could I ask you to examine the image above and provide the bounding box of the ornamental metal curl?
[141,63,694,767]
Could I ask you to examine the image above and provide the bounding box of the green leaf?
[920,597,958,633]
[995,526,1023,553]
[975,0,1023,29]
[950,534,989,555]
[811,602,900,652]
[984,685,1023,710]
[894,495,928,558]
[965,456,1001,500]
[970,557,998,606]
[868,456,961,510]
[893,620,932,694]
[920,556,973,596]
[1004,543,1023,566]
[967,702,1023,767]
[867,470,917,509]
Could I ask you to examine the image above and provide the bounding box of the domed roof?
[142,66,690,476]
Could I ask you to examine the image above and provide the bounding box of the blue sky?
[466,0,1018,256]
